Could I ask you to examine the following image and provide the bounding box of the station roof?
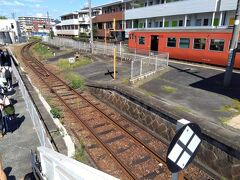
[60,12,78,17]
[94,0,132,8]
[130,27,233,33]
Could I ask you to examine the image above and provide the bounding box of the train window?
[210,39,224,51]
[138,37,145,45]
[179,38,190,48]
[167,37,176,47]
[193,38,206,50]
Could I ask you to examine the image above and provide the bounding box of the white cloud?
[36,13,43,17]
[0,0,25,6]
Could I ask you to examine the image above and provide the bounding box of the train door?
[150,35,159,52]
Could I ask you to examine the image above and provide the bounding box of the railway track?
[20,41,210,179]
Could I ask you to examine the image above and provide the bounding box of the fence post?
[120,41,122,64]
[131,60,134,79]
[134,49,137,60]
[155,55,158,71]
[140,59,143,76]
[167,53,169,67]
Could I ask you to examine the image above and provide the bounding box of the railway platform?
[0,81,39,179]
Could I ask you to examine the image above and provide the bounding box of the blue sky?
[0,0,115,20]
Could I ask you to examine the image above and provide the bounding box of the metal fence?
[10,51,53,149]
[43,37,169,82]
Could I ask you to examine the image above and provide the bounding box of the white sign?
[68,57,75,64]
[168,125,201,170]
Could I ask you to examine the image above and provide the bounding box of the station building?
[56,0,237,40]
[124,0,237,38]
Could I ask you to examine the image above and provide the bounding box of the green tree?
[0,16,7,19]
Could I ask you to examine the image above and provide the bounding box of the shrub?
[65,72,85,89]
[50,107,63,119]
[73,142,87,163]
[33,43,53,60]
[57,57,92,70]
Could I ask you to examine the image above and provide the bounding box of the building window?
[203,19,209,26]
[155,22,159,27]
[194,38,206,50]
[210,39,224,51]
[138,37,145,45]
[139,22,144,28]
[172,20,177,27]
[196,19,202,26]
[148,22,152,28]
[164,21,169,27]
[126,20,132,29]
[179,38,190,48]
[167,37,176,47]
[212,18,219,26]
[133,20,138,28]
[160,21,163,27]
[179,20,183,27]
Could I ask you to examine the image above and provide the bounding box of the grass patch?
[57,57,92,70]
[143,90,154,97]
[161,85,177,94]
[121,67,128,73]
[33,43,54,60]
[219,117,231,125]
[218,99,240,114]
[73,142,87,163]
[175,105,191,114]
[121,77,130,85]
[65,72,85,89]
[50,106,64,119]
[29,36,41,42]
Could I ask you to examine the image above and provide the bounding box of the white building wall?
[0,19,19,37]
[224,11,235,25]
[60,19,79,26]
[125,0,218,20]
[220,0,237,11]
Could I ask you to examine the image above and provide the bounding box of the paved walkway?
[0,84,39,179]
[61,55,240,130]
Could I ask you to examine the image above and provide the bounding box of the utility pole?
[224,0,240,87]
[88,0,94,54]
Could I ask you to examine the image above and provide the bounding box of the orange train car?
[128,29,240,68]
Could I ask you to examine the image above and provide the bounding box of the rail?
[20,41,187,179]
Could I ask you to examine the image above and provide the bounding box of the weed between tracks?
[65,72,85,89]
[73,142,87,163]
[32,42,54,60]
[50,106,64,119]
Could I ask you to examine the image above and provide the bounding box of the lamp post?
[224,0,240,87]
[88,0,94,54]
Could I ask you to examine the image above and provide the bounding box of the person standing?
[0,92,11,136]
[1,63,12,91]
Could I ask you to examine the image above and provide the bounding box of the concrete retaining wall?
[87,82,240,180]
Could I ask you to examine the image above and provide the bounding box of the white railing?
[43,37,169,82]
[10,50,53,149]
[38,146,118,180]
